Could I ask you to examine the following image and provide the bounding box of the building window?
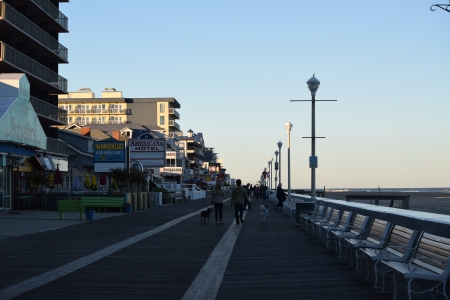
[110,104,123,113]
[76,104,89,113]
[92,104,106,113]
[76,116,89,125]
[160,116,165,125]
[110,116,123,124]
[160,103,165,113]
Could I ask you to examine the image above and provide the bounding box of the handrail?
[31,0,69,31]
[30,96,67,123]
[0,42,67,92]
[1,1,68,61]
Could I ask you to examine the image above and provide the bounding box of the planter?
[124,205,132,213]
[85,210,95,220]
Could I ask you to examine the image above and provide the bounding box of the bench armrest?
[407,255,448,272]
[374,245,416,258]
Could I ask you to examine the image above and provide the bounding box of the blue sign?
[94,141,125,163]
[309,156,318,168]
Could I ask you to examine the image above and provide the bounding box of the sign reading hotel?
[129,137,166,167]
[94,141,126,172]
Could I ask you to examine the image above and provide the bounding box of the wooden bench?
[344,218,392,270]
[298,205,324,230]
[358,225,418,289]
[381,232,450,300]
[57,200,85,220]
[311,207,333,236]
[313,209,341,240]
[321,210,353,247]
[331,214,370,257]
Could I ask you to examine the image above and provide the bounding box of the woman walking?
[211,182,225,225]
[274,183,286,211]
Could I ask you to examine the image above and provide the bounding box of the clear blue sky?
[59,1,450,189]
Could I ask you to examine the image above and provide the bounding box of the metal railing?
[161,167,183,174]
[168,119,180,129]
[47,137,68,154]
[31,0,69,31]
[30,96,67,123]
[0,42,67,92]
[71,108,129,114]
[168,108,180,119]
[1,1,68,61]
[74,120,127,126]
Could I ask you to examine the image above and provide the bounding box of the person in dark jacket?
[274,183,286,211]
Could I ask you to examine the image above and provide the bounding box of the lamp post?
[274,150,279,188]
[285,122,293,201]
[307,75,320,201]
[291,74,336,204]
[268,158,273,189]
[277,141,283,187]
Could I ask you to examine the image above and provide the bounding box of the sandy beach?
[323,191,450,216]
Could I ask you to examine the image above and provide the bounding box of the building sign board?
[0,74,47,150]
[94,141,126,172]
[129,138,166,168]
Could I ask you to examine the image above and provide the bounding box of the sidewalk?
[0,197,436,299]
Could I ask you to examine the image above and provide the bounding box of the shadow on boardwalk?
[0,196,444,299]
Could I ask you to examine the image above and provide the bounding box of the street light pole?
[274,150,279,188]
[269,158,273,189]
[285,122,293,201]
[277,141,283,187]
[307,75,320,201]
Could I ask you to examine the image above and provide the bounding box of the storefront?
[0,74,47,210]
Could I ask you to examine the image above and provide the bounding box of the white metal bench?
[358,225,418,290]
[381,232,450,300]
[298,205,324,231]
[331,214,370,257]
[321,210,353,247]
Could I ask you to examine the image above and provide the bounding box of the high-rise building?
[0,1,69,209]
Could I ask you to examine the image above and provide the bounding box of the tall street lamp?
[274,150,279,188]
[268,158,273,189]
[285,122,293,201]
[277,141,283,187]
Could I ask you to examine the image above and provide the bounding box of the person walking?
[254,185,260,200]
[211,182,225,225]
[274,183,286,211]
[231,179,249,225]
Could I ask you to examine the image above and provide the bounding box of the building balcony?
[30,96,67,125]
[47,137,67,155]
[0,42,67,93]
[69,108,131,114]
[168,119,180,130]
[168,108,180,119]
[0,2,68,62]
[161,167,183,175]
[168,132,179,141]
[31,0,69,32]
[74,120,130,126]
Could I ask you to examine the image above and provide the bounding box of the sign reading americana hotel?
[129,138,166,167]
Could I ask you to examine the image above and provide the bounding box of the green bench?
[57,197,126,220]
[82,197,125,213]
[57,200,85,220]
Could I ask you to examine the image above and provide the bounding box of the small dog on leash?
[201,207,212,223]
[260,205,269,224]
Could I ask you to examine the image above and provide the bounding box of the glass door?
[2,167,11,209]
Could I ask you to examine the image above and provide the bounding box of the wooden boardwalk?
[0,196,443,299]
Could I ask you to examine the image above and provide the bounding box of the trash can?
[85,210,95,220]
[156,192,162,207]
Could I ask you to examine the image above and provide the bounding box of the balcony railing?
[47,137,67,155]
[161,167,183,174]
[168,108,180,119]
[31,0,69,31]
[0,42,67,92]
[168,120,180,130]
[30,96,67,123]
[70,108,130,114]
[74,120,127,126]
[1,1,68,61]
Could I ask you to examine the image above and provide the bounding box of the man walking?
[231,179,249,225]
